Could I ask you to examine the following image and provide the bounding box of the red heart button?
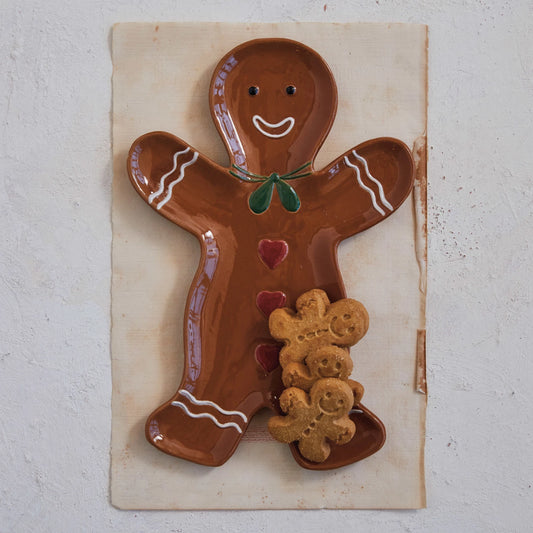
[255,344,281,373]
[256,291,287,317]
[258,239,288,270]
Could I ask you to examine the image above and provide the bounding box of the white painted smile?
[252,114,295,139]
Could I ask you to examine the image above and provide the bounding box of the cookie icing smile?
[252,114,295,138]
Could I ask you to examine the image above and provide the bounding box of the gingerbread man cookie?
[127,38,411,468]
[269,289,369,368]
[282,345,353,390]
[268,379,355,463]
[283,347,365,404]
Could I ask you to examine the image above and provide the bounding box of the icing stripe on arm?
[156,151,199,210]
[148,147,190,204]
[352,150,393,211]
[344,155,385,216]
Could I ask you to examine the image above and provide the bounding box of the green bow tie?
[229,161,312,214]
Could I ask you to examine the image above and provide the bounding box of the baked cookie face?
[312,379,352,417]
[282,346,353,390]
[327,300,368,341]
[210,39,338,172]
[307,346,353,380]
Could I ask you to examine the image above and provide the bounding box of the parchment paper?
[111,22,427,509]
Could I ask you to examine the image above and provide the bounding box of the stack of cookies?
[268,289,368,463]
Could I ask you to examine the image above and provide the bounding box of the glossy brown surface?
[127,38,414,468]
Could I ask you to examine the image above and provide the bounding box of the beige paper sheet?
[111,22,427,510]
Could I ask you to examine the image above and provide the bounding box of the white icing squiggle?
[252,114,295,139]
[352,150,393,211]
[179,389,248,423]
[156,152,199,210]
[148,147,190,204]
[171,401,243,433]
[344,156,385,216]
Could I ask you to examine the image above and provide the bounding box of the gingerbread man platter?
[127,38,414,470]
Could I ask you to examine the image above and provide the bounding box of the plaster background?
[0,0,531,531]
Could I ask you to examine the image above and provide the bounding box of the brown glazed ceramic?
[127,38,414,469]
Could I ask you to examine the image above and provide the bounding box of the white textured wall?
[1,1,532,531]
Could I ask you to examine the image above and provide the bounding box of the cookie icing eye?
[286,85,296,95]
[248,86,259,96]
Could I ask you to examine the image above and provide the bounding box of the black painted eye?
[248,86,259,96]
[286,85,296,95]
